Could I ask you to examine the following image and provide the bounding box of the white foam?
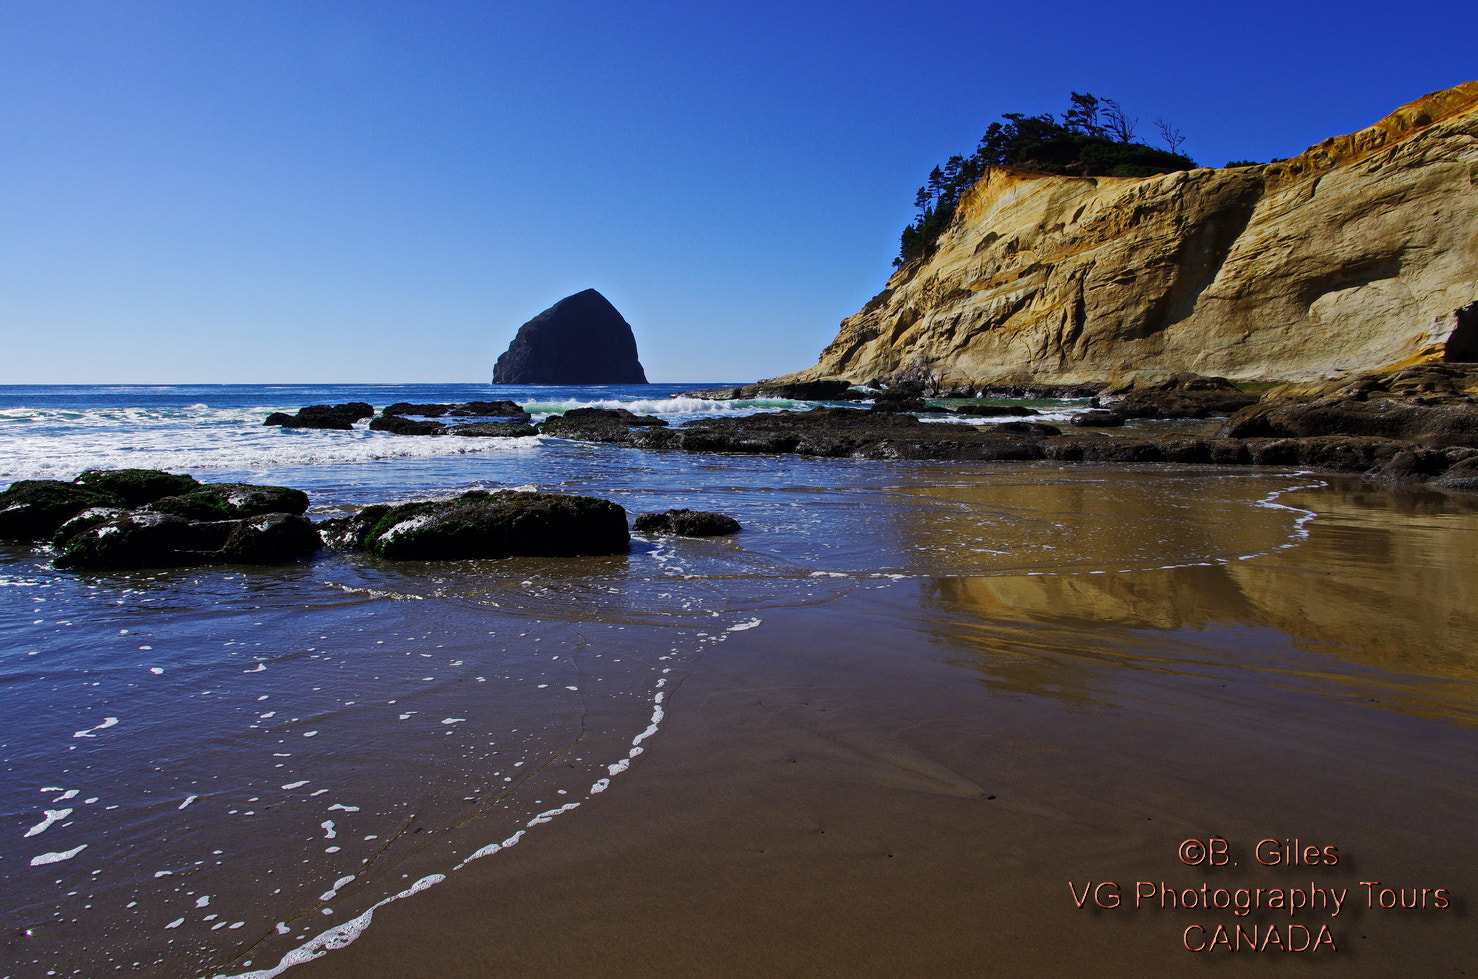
[727,618,761,632]
[281,781,309,790]
[30,844,87,866]
[527,802,580,826]
[179,795,199,810]
[196,895,211,908]
[215,874,445,979]
[72,717,119,738]
[321,820,336,840]
[23,809,72,838]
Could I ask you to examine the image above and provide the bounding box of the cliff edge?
[775,82,1478,392]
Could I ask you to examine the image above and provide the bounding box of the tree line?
[896,93,1197,266]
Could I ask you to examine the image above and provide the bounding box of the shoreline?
[286,479,1478,977]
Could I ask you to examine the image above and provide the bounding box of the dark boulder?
[1069,410,1126,427]
[219,514,322,563]
[493,289,647,384]
[1219,398,1478,445]
[1097,373,1258,419]
[634,509,741,537]
[51,506,129,545]
[954,403,1041,417]
[0,480,124,541]
[994,421,1062,437]
[54,511,319,570]
[449,401,532,420]
[74,469,200,506]
[540,407,668,440]
[333,491,630,560]
[54,512,217,570]
[265,403,374,430]
[369,416,446,436]
[449,422,540,438]
[382,402,451,418]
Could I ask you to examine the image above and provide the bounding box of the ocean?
[2,383,1475,977]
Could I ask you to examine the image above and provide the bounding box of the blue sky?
[1,1,1470,383]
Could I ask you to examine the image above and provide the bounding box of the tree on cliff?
[895,93,1195,266]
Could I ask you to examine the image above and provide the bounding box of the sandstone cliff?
[776,82,1478,391]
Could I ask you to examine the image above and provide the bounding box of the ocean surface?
[0,382,1454,977]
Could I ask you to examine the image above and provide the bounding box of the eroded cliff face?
[778,82,1478,391]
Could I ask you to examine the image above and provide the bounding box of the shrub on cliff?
[897,92,1196,265]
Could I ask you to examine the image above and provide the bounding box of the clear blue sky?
[2,1,1470,383]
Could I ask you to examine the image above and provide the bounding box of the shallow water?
[2,385,1474,977]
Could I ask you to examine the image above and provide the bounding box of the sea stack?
[493,289,648,384]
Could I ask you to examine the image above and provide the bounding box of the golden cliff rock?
[777,82,1478,391]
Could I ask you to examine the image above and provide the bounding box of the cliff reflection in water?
[891,470,1478,717]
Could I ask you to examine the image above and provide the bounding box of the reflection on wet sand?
[904,473,1478,721]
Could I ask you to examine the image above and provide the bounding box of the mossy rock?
[146,483,310,520]
[219,514,321,563]
[362,491,629,560]
[53,512,207,570]
[0,480,124,541]
[51,506,128,546]
[74,469,200,507]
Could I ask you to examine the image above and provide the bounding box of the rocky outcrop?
[55,511,320,570]
[264,403,374,430]
[493,289,648,384]
[634,509,742,536]
[774,83,1478,392]
[321,490,630,560]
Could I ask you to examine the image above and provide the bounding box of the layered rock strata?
[773,82,1478,392]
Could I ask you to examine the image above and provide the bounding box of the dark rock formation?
[321,490,629,560]
[369,416,446,436]
[954,403,1041,417]
[74,469,200,506]
[1070,410,1126,427]
[634,509,741,536]
[675,380,863,401]
[54,512,320,570]
[381,401,531,421]
[143,484,310,520]
[0,480,125,541]
[449,422,540,438]
[264,403,374,430]
[1094,373,1258,420]
[1219,398,1478,445]
[493,289,647,384]
[539,408,667,440]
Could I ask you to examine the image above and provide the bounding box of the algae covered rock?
[144,483,310,520]
[54,510,320,570]
[74,469,200,507]
[344,490,629,560]
[0,480,125,541]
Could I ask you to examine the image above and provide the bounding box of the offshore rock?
[774,82,1478,390]
[369,416,446,436]
[264,403,374,430]
[493,289,648,384]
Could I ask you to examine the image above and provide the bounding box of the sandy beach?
[285,476,1478,977]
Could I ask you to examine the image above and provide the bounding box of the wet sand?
[292,477,1478,977]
